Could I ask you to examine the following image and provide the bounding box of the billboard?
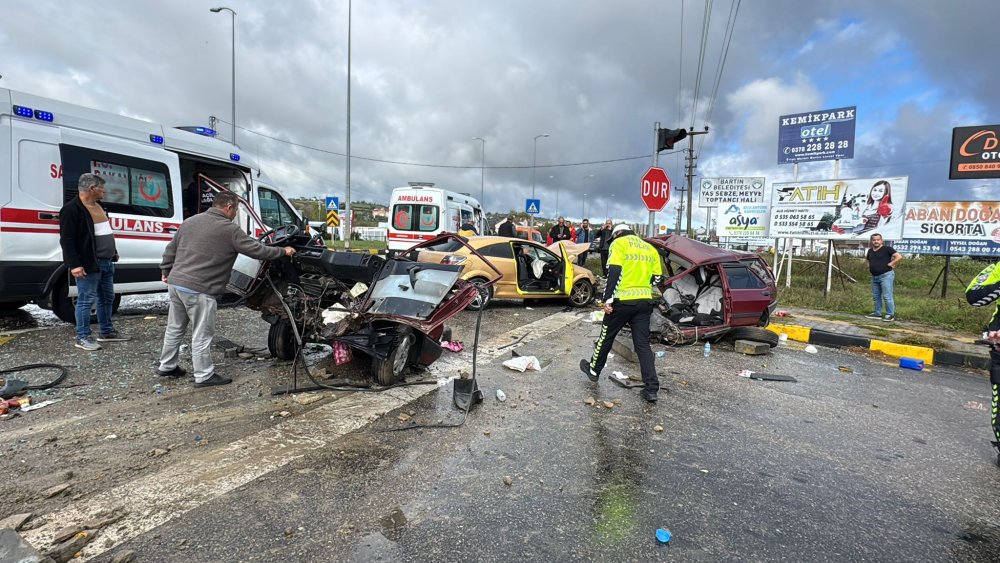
[769,176,908,239]
[950,125,1000,179]
[699,177,766,208]
[778,106,856,164]
[902,201,1000,240]
[890,239,1000,258]
[715,202,770,238]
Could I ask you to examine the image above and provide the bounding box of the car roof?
[646,234,754,265]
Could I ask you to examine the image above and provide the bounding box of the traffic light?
[657,127,688,152]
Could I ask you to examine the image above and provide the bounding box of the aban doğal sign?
[901,201,1000,241]
[769,176,907,240]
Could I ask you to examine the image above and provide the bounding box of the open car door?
[558,243,573,296]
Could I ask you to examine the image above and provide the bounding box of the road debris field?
[1,300,999,561]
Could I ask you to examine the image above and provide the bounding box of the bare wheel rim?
[571,281,592,305]
[392,333,414,375]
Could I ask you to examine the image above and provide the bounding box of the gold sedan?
[416,236,597,310]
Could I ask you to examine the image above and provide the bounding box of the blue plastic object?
[899,357,924,371]
[655,528,672,543]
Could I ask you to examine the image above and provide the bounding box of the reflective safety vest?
[607,234,662,301]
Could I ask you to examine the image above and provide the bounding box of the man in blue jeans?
[59,173,130,350]
[864,233,902,322]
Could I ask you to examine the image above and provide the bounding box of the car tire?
[466,277,493,311]
[730,326,780,347]
[268,320,297,360]
[569,279,594,307]
[371,327,415,386]
[52,276,122,324]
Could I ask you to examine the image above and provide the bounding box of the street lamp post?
[530,133,549,231]
[583,174,594,219]
[548,175,557,215]
[472,137,485,209]
[209,7,236,145]
[606,193,615,221]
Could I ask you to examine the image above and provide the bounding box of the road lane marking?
[22,311,582,559]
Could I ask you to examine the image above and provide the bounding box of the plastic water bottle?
[703,342,711,357]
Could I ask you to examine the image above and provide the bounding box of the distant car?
[514,226,545,244]
[416,236,596,310]
[647,235,779,346]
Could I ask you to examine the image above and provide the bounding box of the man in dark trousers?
[580,224,663,402]
[548,217,572,244]
[864,233,902,322]
[596,219,614,276]
[157,191,296,388]
[575,218,594,265]
[965,262,1000,468]
[498,216,516,238]
[59,173,130,351]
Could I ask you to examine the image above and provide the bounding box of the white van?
[386,183,485,252]
[0,88,305,322]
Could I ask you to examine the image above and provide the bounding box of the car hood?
[646,234,755,266]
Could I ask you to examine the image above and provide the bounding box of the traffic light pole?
[648,121,660,237]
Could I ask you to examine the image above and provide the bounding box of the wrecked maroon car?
[228,228,491,386]
[646,235,778,346]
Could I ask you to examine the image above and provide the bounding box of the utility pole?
[684,127,710,237]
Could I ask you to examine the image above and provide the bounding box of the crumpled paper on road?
[502,355,541,372]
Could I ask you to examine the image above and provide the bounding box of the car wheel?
[730,326,780,347]
[569,279,594,307]
[52,276,121,324]
[268,320,298,360]
[466,277,492,311]
[371,327,415,386]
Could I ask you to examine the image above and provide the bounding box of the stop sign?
[640,167,670,211]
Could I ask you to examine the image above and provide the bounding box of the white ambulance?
[386,183,486,253]
[0,88,306,322]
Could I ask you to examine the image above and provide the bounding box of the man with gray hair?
[59,172,129,351]
[157,190,296,387]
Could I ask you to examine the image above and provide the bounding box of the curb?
[766,322,990,370]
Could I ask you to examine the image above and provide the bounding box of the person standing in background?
[596,219,614,277]
[864,233,902,322]
[59,173,130,351]
[575,218,594,265]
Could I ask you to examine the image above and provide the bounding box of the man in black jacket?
[59,173,129,351]
[596,219,614,276]
[498,216,516,238]
[549,217,572,243]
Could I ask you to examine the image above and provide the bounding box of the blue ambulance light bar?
[149,134,164,144]
[230,153,240,162]
[12,105,55,122]
[195,126,216,137]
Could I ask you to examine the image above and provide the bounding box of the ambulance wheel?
[52,277,122,324]
[371,328,415,386]
[267,320,297,361]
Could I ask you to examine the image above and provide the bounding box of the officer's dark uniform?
[965,262,1000,467]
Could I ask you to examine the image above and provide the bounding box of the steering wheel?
[258,224,300,246]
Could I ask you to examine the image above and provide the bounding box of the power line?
[699,0,740,154]
[690,0,714,129]
[214,118,680,170]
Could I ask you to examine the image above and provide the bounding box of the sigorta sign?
[950,124,1000,180]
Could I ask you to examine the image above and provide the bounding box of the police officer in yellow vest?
[580,224,663,402]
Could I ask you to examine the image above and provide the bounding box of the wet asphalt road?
[78,304,1000,562]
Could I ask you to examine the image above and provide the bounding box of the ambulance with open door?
[386,182,486,253]
[0,88,306,322]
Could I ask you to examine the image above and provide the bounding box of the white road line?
[22,311,582,559]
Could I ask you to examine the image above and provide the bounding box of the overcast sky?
[3,0,999,226]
